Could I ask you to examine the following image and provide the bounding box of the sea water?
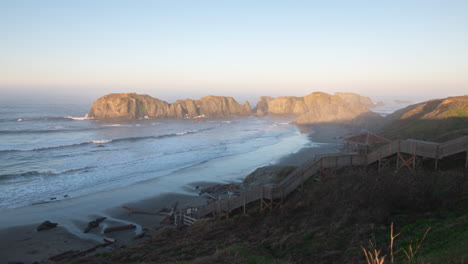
[0,103,309,211]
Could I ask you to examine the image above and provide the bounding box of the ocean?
[0,104,309,211]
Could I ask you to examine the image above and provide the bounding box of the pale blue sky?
[1,0,467,104]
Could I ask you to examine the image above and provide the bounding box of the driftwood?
[122,206,158,215]
[134,231,146,239]
[103,224,136,233]
[36,221,58,231]
[84,217,107,233]
[104,237,116,243]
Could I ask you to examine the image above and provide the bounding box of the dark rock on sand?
[36,221,58,231]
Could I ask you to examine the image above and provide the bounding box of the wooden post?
[412,144,416,170]
[435,145,439,170]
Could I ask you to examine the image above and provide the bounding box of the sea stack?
[255,92,378,124]
[88,93,252,120]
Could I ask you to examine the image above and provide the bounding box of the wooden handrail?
[194,135,468,219]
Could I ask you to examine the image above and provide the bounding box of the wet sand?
[0,124,356,263]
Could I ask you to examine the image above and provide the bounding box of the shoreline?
[0,123,355,263]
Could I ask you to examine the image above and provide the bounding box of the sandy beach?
[0,124,355,263]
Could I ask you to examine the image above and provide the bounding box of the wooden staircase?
[192,136,468,220]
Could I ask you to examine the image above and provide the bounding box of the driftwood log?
[134,231,146,239]
[84,217,107,233]
[103,224,136,233]
[36,221,58,231]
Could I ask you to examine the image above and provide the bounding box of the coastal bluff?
[88,92,378,123]
[88,93,252,120]
[255,92,377,124]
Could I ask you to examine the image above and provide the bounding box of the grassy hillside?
[380,96,468,141]
[71,167,468,264]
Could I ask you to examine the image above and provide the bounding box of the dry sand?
[0,124,358,263]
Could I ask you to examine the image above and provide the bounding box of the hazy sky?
[1,0,467,104]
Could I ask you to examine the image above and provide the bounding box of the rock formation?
[335,92,383,108]
[254,92,378,124]
[89,92,381,124]
[89,93,252,120]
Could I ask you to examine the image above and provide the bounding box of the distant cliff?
[89,93,252,120]
[335,92,384,108]
[380,96,468,141]
[255,92,378,124]
[89,92,381,124]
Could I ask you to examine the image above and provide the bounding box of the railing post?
[435,145,439,170]
[413,144,417,170]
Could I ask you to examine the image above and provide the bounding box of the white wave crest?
[176,130,198,136]
[91,140,111,144]
[65,114,91,121]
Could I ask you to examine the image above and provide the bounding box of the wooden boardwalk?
[192,136,468,220]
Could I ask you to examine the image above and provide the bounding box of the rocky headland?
[88,93,252,120]
[254,92,380,124]
[380,95,468,141]
[89,92,379,124]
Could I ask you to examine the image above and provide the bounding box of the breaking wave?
[0,166,97,181]
[0,128,211,153]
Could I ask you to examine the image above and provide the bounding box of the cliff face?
[380,96,468,140]
[335,92,380,108]
[89,92,379,124]
[255,92,376,124]
[89,93,252,120]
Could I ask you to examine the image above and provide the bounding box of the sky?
[1,0,467,105]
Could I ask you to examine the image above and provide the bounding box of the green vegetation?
[380,96,468,141]
[72,166,468,264]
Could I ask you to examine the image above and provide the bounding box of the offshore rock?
[89,93,252,120]
[256,92,377,124]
